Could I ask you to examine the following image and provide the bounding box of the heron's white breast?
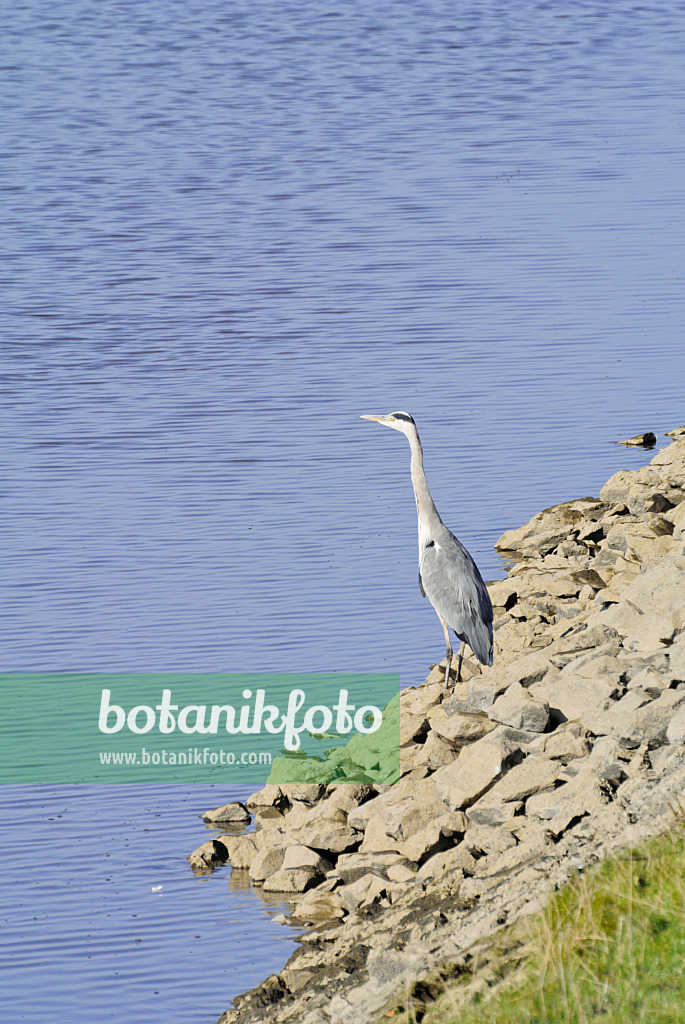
[417,515,438,553]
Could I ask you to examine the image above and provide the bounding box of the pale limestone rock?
[616,432,657,447]
[358,816,401,854]
[218,833,258,869]
[280,819,360,854]
[669,637,685,682]
[626,664,668,696]
[603,519,676,565]
[253,808,287,829]
[667,704,685,744]
[488,681,550,732]
[542,726,589,761]
[580,687,651,739]
[246,785,285,811]
[334,850,414,884]
[200,801,251,823]
[466,799,522,827]
[432,730,524,811]
[601,461,685,516]
[481,754,562,803]
[188,839,228,873]
[347,774,440,831]
[526,770,610,836]
[462,824,517,857]
[263,867,319,893]
[337,873,388,913]
[487,579,519,608]
[367,793,452,844]
[386,863,417,883]
[280,784,325,806]
[427,657,482,685]
[289,891,346,923]
[416,843,477,880]
[668,502,685,539]
[399,812,467,862]
[400,712,429,746]
[249,845,287,882]
[616,691,685,750]
[252,825,296,850]
[400,681,446,716]
[442,675,509,714]
[281,845,333,873]
[496,498,607,556]
[418,730,459,768]
[492,649,557,689]
[323,784,374,812]
[528,671,618,729]
[486,840,550,878]
[590,561,685,651]
[427,704,497,747]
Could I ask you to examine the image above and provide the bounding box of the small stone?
[615,432,657,448]
[667,704,685,744]
[337,873,387,913]
[249,846,287,882]
[289,892,346,923]
[200,801,251,824]
[246,785,286,811]
[466,799,523,827]
[417,843,477,880]
[427,705,497,746]
[432,731,524,811]
[483,754,562,803]
[334,851,413,884]
[263,867,319,893]
[488,681,550,732]
[188,840,229,873]
[442,677,508,714]
[282,845,334,873]
[217,834,258,869]
[386,863,417,883]
[462,824,516,857]
[399,812,467,862]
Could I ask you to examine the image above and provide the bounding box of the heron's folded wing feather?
[419,531,493,663]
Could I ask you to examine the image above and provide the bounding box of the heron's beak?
[361,414,388,424]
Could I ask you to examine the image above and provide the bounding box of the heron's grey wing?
[419,531,494,666]
[418,568,426,597]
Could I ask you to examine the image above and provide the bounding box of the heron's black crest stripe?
[393,412,415,423]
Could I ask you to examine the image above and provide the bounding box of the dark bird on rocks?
[361,412,494,684]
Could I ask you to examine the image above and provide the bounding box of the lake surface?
[2,0,685,1020]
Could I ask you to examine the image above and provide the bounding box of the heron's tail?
[468,618,494,668]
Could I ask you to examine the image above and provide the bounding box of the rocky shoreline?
[190,429,685,1024]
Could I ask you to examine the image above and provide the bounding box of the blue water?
[2,0,685,1020]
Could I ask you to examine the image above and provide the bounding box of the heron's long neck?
[407,428,442,530]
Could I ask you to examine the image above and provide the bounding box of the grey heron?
[362,412,494,685]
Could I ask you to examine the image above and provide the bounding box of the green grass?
[388,819,685,1024]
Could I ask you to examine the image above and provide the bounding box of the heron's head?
[361,412,416,435]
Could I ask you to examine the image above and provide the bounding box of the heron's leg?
[457,641,465,682]
[439,617,453,686]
